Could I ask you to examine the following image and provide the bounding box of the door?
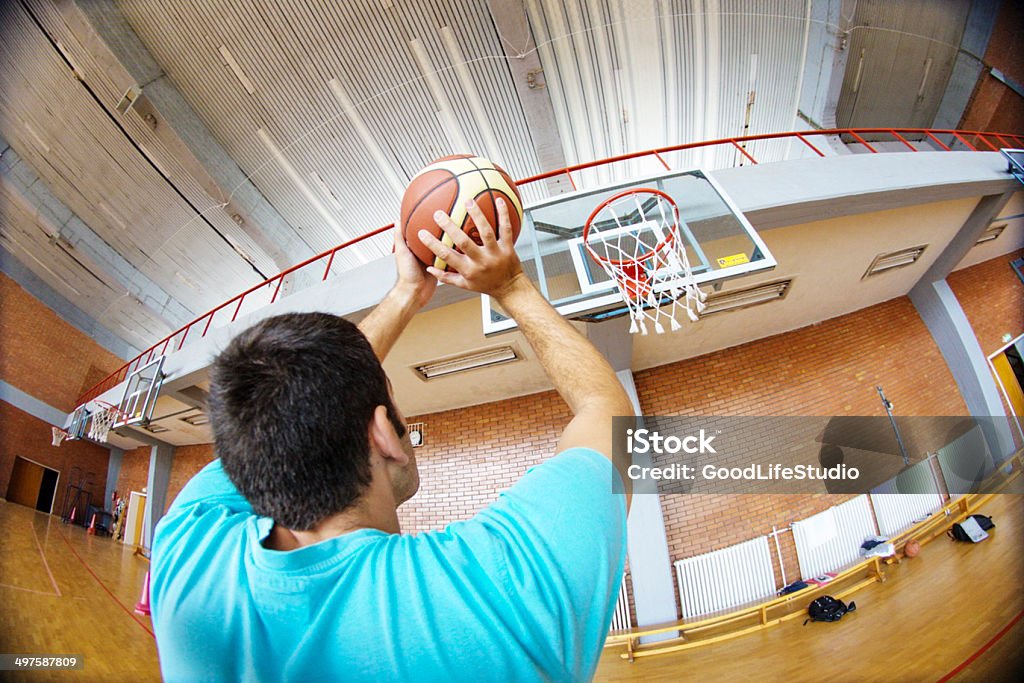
[991,341,1024,426]
[6,457,44,508]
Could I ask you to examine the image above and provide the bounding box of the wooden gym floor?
[0,495,1021,682]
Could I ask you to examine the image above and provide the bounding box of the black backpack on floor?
[948,514,995,542]
[803,595,856,625]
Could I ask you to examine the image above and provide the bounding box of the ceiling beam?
[486,0,572,196]
[59,0,313,271]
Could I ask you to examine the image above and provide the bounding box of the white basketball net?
[88,407,117,443]
[584,189,707,335]
[51,426,68,447]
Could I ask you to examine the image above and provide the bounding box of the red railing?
[76,127,1022,404]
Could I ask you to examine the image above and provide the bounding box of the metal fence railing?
[77,127,1023,405]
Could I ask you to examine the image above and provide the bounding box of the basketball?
[400,154,524,270]
[904,539,921,558]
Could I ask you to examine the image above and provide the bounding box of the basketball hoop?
[88,405,121,443]
[583,188,707,334]
[51,426,68,447]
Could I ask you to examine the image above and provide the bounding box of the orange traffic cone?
[69,506,77,524]
[87,513,97,535]
[134,571,152,616]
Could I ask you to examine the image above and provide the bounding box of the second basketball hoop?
[583,188,707,335]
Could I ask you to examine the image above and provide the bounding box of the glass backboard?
[482,168,776,334]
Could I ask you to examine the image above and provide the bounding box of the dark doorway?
[36,467,59,513]
[6,456,60,514]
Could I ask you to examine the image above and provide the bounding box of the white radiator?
[792,495,877,580]
[674,537,776,620]
[870,493,942,536]
[870,460,943,536]
[609,576,632,632]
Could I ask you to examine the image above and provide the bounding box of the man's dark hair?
[209,312,403,529]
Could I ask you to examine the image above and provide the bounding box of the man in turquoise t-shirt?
[151,199,633,681]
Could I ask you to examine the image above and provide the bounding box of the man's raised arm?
[357,230,436,361]
[419,199,633,503]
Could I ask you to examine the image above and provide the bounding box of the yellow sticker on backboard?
[717,253,750,268]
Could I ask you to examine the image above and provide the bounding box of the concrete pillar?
[797,0,856,130]
[932,0,1000,130]
[587,319,678,641]
[909,280,1015,460]
[909,191,1017,461]
[105,447,123,510]
[141,443,174,549]
[616,370,679,643]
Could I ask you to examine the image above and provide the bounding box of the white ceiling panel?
[525,0,811,188]
[115,0,545,258]
[0,2,267,330]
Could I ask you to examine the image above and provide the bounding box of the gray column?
[909,191,1017,460]
[141,442,174,549]
[616,370,679,643]
[586,319,678,641]
[797,0,855,130]
[105,447,124,511]
[932,0,1000,130]
[909,280,1015,459]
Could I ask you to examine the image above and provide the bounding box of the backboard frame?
[481,168,776,334]
[114,356,166,428]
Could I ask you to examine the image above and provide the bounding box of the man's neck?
[264,494,401,551]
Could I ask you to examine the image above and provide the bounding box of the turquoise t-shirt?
[150,448,626,682]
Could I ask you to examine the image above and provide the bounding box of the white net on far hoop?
[583,188,707,335]
[51,426,68,447]
[88,407,117,443]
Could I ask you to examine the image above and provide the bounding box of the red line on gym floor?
[56,529,155,638]
[936,607,1024,682]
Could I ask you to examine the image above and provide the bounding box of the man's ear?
[369,404,409,465]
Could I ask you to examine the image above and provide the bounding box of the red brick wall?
[115,446,150,498]
[948,249,1024,356]
[0,402,108,513]
[164,443,216,513]
[638,296,965,584]
[0,273,123,412]
[959,1,1024,137]
[395,293,986,598]
[398,392,571,533]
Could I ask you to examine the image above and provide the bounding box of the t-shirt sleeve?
[464,447,627,677]
[165,459,253,515]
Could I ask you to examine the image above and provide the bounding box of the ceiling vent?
[701,280,791,315]
[413,345,520,380]
[976,223,1006,245]
[142,423,169,434]
[863,246,927,278]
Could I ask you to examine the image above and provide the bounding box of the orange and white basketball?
[400,154,523,270]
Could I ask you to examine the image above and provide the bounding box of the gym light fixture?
[218,45,255,94]
[414,346,520,380]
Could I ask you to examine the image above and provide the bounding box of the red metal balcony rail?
[76,127,1023,405]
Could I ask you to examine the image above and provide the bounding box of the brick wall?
[0,402,108,514]
[948,248,1024,356]
[115,446,150,498]
[396,288,1004,599]
[164,443,215,513]
[0,273,123,412]
[398,392,571,533]
[959,1,1024,137]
